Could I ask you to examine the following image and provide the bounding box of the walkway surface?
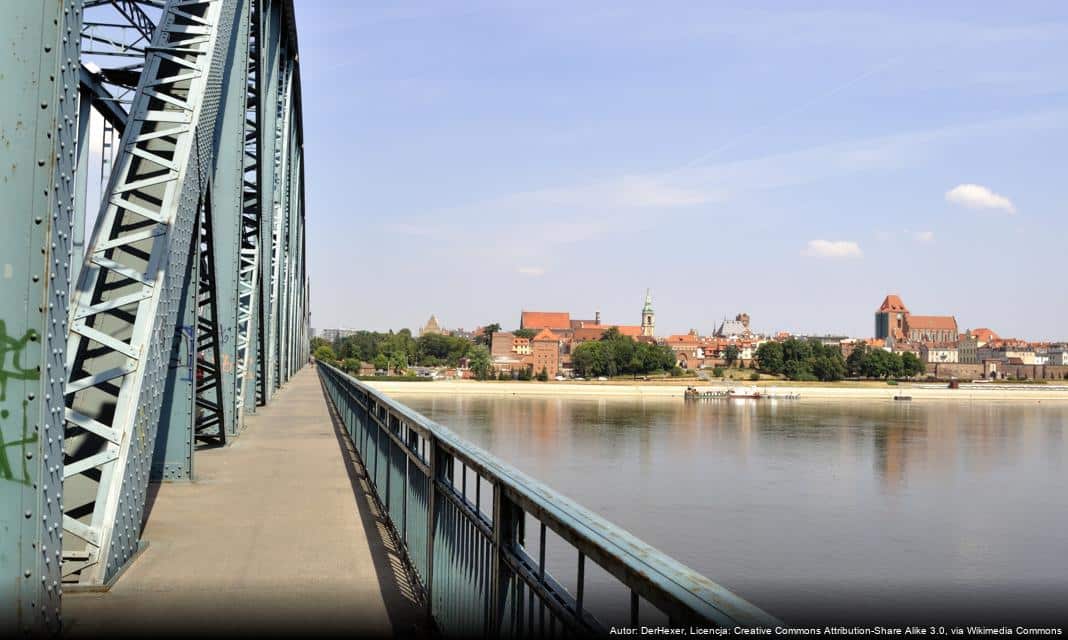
[64,366,428,637]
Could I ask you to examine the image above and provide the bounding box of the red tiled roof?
[532,328,560,342]
[877,295,909,313]
[665,333,701,345]
[908,315,957,331]
[521,311,571,330]
[572,326,610,342]
[971,327,999,342]
[571,325,643,341]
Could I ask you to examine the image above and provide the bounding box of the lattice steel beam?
[236,0,263,421]
[193,192,226,444]
[62,0,238,586]
[205,0,252,437]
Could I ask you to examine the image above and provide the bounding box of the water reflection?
[395,394,1068,624]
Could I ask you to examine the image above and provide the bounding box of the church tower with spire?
[641,289,656,337]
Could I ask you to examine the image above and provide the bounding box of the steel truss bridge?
[2,1,778,636]
[2,0,307,632]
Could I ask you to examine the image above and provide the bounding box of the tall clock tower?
[641,289,656,337]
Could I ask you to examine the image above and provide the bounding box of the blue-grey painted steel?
[74,86,92,293]
[62,0,240,586]
[59,0,308,586]
[256,0,282,404]
[236,0,264,420]
[153,226,197,482]
[0,0,81,632]
[211,0,251,436]
[317,363,782,634]
[2,0,306,616]
[78,65,129,132]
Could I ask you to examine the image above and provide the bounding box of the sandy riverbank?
[363,379,1068,402]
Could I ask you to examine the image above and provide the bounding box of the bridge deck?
[64,366,427,636]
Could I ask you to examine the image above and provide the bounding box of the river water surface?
[392,394,1068,625]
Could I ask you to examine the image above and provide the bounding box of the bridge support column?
[153,224,198,482]
[211,0,252,436]
[0,0,81,633]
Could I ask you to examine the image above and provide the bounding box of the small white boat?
[727,386,761,399]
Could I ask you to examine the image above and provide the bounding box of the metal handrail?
[316,361,781,635]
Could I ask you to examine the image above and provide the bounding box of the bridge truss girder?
[2,0,308,623]
[63,0,306,590]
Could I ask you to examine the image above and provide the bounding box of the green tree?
[416,333,471,366]
[313,345,337,362]
[846,344,869,377]
[373,353,388,371]
[573,334,676,377]
[536,367,549,382]
[468,345,493,380]
[810,354,846,381]
[901,351,925,377]
[476,323,501,347]
[599,327,622,341]
[512,328,536,340]
[571,341,603,377]
[628,355,643,378]
[755,341,784,374]
[781,338,813,365]
[861,348,897,379]
[783,358,815,381]
[724,344,740,367]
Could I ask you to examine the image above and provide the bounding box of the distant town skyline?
[315,288,1064,344]
[299,2,1068,340]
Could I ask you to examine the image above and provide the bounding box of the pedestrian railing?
[317,362,780,636]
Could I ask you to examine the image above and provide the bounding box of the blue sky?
[298,1,1067,339]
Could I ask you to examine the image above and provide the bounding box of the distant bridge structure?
[1,1,780,636]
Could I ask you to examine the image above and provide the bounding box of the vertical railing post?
[426,438,440,618]
[490,484,521,635]
[400,421,408,545]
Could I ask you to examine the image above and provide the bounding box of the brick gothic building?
[532,328,561,376]
[875,294,958,343]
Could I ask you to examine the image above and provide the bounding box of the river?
[391,394,1068,625]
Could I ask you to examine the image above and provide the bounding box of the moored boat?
[727,386,762,399]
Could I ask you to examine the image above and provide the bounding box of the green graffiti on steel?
[0,319,39,402]
[0,400,36,486]
[1,319,40,485]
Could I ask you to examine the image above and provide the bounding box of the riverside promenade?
[63,367,428,637]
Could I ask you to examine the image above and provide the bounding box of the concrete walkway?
[64,366,428,637]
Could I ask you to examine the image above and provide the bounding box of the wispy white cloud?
[945,183,1016,214]
[801,240,862,259]
[914,230,935,243]
[380,110,1058,270]
[517,266,545,277]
